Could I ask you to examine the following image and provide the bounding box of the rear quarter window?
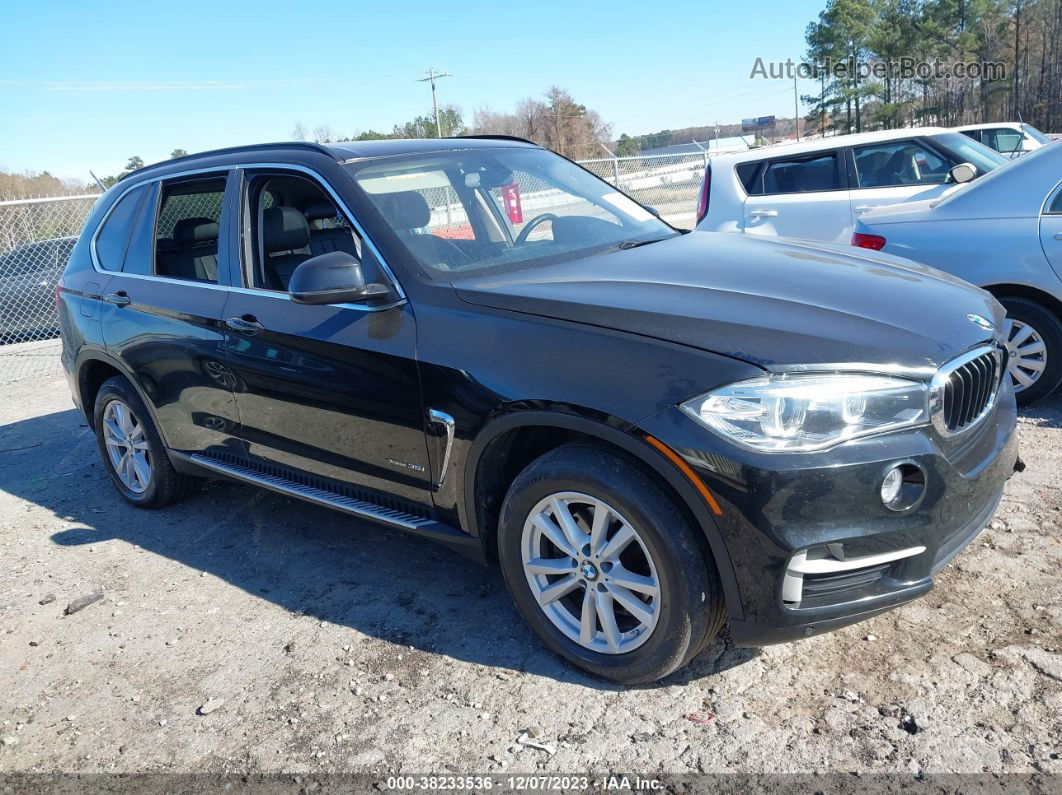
[735,161,763,195]
[94,185,149,271]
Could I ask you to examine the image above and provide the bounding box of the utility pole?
[417,67,452,138]
[793,75,801,141]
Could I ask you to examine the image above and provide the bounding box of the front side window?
[853,140,949,188]
[347,147,677,278]
[95,184,148,271]
[243,172,363,291]
[154,177,226,283]
[761,152,841,194]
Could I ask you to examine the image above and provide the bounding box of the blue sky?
[0,0,824,182]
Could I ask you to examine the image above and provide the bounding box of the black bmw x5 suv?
[59,137,1019,683]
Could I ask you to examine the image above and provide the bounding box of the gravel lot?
[0,372,1060,778]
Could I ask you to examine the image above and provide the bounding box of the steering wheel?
[514,213,559,246]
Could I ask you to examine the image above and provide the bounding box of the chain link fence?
[0,152,712,386]
[0,193,100,386]
[578,152,710,230]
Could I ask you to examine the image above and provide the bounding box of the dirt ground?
[0,372,1060,778]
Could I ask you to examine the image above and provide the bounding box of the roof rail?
[119,141,337,182]
[450,134,540,146]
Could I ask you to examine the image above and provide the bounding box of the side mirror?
[947,162,977,184]
[288,251,391,305]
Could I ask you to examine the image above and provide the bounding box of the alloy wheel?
[521,492,660,654]
[102,399,153,494]
[1004,318,1047,392]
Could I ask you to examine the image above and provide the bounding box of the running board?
[182,452,475,548]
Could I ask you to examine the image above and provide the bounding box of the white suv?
[955,122,1053,158]
[695,127,1007,243]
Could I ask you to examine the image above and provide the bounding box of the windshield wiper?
[616,236,670,250]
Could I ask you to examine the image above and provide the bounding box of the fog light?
[881,467,903,505]
[881,463,926,511]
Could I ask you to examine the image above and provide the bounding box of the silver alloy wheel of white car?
[102,399,153,494]
[521,491,660,654]
[1004,318,1047,392]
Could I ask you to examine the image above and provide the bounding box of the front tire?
[999,297,1062,405]
[93,376,198,508]
[497,444,725,684]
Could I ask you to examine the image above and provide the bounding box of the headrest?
[303,199,338,222]
[263,206,310,253]
[377,191,430,231]
[173,217,219,245]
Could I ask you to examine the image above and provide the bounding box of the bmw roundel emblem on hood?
[967,313,994,332]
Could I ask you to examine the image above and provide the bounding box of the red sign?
[500,183,523,224]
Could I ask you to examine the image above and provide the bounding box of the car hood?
[454,231,1002,372]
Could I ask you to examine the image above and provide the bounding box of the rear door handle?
[854,206,874,213]
[749,209,778,218]
[1054,233,1062,240]
[103,291,130,307]
[224,315,265,334]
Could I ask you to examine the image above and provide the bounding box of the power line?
[417,68,452,138]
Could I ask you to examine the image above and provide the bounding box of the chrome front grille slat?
[930,346,1002,437]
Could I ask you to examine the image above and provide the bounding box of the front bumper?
[638,380,1019,647]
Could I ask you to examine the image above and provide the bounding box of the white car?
[696,127,1008,243]
[853,142,1062,404]
[956,122,1053,158]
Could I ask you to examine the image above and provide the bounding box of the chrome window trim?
[88,161,407,311]
[929,344,1002,437]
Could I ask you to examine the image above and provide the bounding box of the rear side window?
[960,130,981,143]
[761,152,841,194]
[154,177,227,283]
[736,161,763,195]
[1048,188,1062,215]
[95,185,148,271]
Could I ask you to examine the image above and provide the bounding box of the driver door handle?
[224,315,265,334]
[854,206,874,213]
[1054,233,1062,240]
[749,209,778,218]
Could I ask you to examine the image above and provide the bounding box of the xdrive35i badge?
[967,313,994,332]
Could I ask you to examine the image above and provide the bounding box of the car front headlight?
[681,373,929,453]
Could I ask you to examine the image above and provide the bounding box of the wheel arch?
[463,410,743,619]
[75,351,170,446]
[983,283,1062,319]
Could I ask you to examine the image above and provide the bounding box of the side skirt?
[170,450,482,558]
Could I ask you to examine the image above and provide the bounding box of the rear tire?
[998,297,1062,405]
[93,376,198,508]
[497,444,725,684]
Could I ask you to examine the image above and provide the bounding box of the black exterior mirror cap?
[288,251,393,305]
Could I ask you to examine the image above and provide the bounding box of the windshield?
[932,131,1008,175]
[1022,123,1052,145]
[346,147,679,278]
